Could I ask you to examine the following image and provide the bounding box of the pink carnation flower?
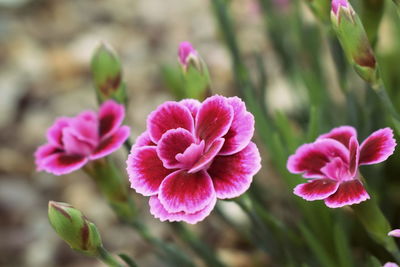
[287,126,396,208]
[127,95,261,224]
[35,100,130,175]
[388,229,400,238]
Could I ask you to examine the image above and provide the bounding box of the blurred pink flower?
[287,126,396,208]
[331,0,349,15]
[127,95,261,224]
[383,263,399,267]
[178,41,198,68]
[35,100,130,175]
[388,229,400,238]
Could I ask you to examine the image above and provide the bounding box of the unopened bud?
[48,201,102,256]
[178,41,202,72]
[91,42,127,105]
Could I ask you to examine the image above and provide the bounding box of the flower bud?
[48,201,102,256]
[331,0,379,85]
[178,41,201,72]
[91,42,127,105]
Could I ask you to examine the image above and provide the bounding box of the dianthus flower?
[127,95,261,224]
[287,126,396,208]
[35,100,130,175]
[388,229,400,238]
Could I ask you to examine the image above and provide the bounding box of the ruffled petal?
[127,146,172,196]
[208,142,261,199]
[90,126,130,160]
[157,128,196,169]
[149,195,216,224]
[180,99,201,119]
[69,111,99,147]
[176,141,205,169]
[349,137,359,176]
[324,180,370,208]
[62,128,94,156]
[41,153,88,175]
[218,97,255,155]
[147,101,194,143]
[320,157,351,181]
[159,170,215,213]
[359,128,396,165]
[388,229,400,238]
[195,95,233,147]
[46,117,70,147]
[317,126,357,149]
[294,179,339,201]
[34,144,63,171]
[132,131,156,149]
[287,139,349,178]
[98,100,125,138]
[189,138,224,173]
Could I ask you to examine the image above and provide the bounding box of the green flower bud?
[48,201,102,256]
[91,42,127,105]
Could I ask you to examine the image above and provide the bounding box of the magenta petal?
[69,112,99,147]
[218,97,255,155]
[208,142,261,199]
[132,131,156,149]
[324,180,370,208]
[159,170,215,213]
[176,141,205,169]
[320,157,351,181]
[34,144,62,171]
[189,138,224,173]
[294,179,339,201]
[41,153,88,175]
[157,128,196,169]
[359,128,396,165]
[180,99,201,119]
[46,117,70,147]
[195,95,234,147]
[317,126,357,149]
[349,137,359,176]
[127,146,172,196]
[287,139,349,178]
[98,100,125,138]
[62,128,94,156]
[388,229,400,238]
[383,263,399,267]
[147,101,194,143]
[90,126,130,160]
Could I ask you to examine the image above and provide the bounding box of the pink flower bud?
[331,0,349,15]
[178,41,198,69]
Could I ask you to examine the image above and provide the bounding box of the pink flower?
[388,229,400,238]
[331,0,349,16]
[126,95,261,224]
[287,126,396,208]
[35,100,130,175]
[383,263,399,267]
[178,41,198,69]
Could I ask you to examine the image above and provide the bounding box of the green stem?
[97,246,125,267]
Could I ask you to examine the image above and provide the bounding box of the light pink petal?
[388,229,400,238]
[320,157,351,181]
[149,195,216,224]
[180,99,201,119]
[359,128,396,165]
[90,126,130,160]
[176,141,205,169]
[46,117,70,147]
[189,138,224,173]
[69,111,99,147]
[132,131,155,149]
[349,137,359,176]
[147,101,194,143]
[294,179,339,201]
[324,180,370,208]
[34,144,62,171]
[41,153,88,175]
[208,142,261,199]
[287,139,349,178]
[218,97,255,155]
[62,128,94,156]
[157,128,196,169]
[98,100,125,138]
[317,126,357,149]
[195,95,233,147]
[178,41,197,66]
[159,170,215,213]
[127,146,172,196]
[383,262,399,267]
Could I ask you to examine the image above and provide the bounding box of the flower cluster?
[127,95,261,223]
[35,100,130,175]
[287,126,396,208]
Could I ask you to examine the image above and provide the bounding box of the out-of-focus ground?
[0,0,289,266]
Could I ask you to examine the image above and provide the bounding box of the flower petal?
[218,97,255,155]
[147,101,194,143]
[287,139,349,178]
[388,229,400,238]
[180,99,201,119]
[41,153,88,175]
[157,128,196,169]
[176,141,205,169]
[69,111,99,147]
[62,128,94,156]
[98,100,125,138]
[189,138,225,173]
[349,137,359,176]
[127,146,172,196]
[132,131,156,150]
[46,117,70,147]
[159,170,215,213]
[34,144,63,171]
[324,180,370,208]
[359,128,396,165]
[317,126,357,148]
[149,195,216,224]
[294,179,339,201]
[195,95,233,147]
[90,126,130,160]
[383,262,399,267]
[320,157,351,181]
[208,142,261,199]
